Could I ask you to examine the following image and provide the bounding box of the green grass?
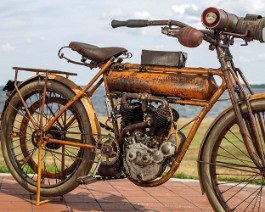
[175,118,212,178]
[172,172,199,180]
[0,166,9,173]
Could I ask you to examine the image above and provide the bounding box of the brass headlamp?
[201,7,265,42]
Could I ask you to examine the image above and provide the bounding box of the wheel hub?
[31,130,41,148]
[32,126,63,150]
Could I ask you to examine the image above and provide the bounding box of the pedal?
[76,176,97,185]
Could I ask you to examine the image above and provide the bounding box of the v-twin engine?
[119,93,186,182]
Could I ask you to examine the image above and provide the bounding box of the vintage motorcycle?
[1,7,265,211]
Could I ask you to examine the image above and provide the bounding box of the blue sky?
[1,0,265,85]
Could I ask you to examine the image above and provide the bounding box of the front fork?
[217,46,265,168]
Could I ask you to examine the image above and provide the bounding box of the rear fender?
[1,74,101,141]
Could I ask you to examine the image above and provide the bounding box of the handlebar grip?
[177,27,203,48]
[111,19,148,28]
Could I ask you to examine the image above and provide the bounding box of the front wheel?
[200,99,265,212]
[1,79,95,197]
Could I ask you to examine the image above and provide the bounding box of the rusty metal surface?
[13,66,77,76]
[118,64,223,76]
[107,70,218,100]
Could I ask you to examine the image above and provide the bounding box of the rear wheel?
[201,99,265,211]
[1,79,95,197]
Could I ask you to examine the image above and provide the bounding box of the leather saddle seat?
[69,42,127,63]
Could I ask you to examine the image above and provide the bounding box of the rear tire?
[1,79,95,197]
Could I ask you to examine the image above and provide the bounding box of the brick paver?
[0,174,214,211]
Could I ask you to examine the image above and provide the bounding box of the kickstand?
[35,140,50,206]
[36,72,51,206]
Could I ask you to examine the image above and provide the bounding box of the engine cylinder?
[107,70,217,100]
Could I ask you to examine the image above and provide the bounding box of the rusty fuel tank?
[107,70,218,100]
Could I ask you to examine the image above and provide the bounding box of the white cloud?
[236,50,265,63]
[251,0,265,11]
[134,11,152,19]
[237,56,251,63]
[258,53,265,60]
[102,9,124,19]
[140,27,153,36]
[191,4,199,12]
[200,0,265,14]
[234,0,265,13]
[26,39,32,44]
[237,55,261,63]
[154,44,165,49]
[172,4,190,16]
[40,36,46,41]
[0,1,58,18]
[1,42,16,52]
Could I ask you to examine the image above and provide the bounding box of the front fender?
[197,93,265,194]
[1,74,101,141]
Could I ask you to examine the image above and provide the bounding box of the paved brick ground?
[0,174,214,211]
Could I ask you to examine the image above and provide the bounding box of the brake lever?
[161,26,180,37]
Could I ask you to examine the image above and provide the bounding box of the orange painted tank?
[107,70,218,100]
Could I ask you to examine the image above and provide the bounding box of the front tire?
[200,99,265,211]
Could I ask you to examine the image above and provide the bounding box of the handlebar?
[111,19,204,48]
[111,19,149,28]
[111,19,189,29]
[111,8,265,47]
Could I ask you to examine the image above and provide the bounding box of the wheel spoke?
[201,103,265,211]
[232,183,263,211]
